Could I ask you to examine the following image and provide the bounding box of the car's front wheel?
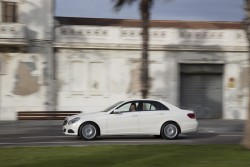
[79,123,98,141]
[161,123,180,140]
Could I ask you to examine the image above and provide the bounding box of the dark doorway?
[180,64,223,119]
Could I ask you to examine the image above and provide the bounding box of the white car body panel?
[138,110,174,134]
[63,99,198,138]
[107,112,139,134]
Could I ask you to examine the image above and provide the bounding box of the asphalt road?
[0,119,245,147]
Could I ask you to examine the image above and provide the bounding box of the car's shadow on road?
[178,132,218,139]
[72,132,219,141]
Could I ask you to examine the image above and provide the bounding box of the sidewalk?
[197,119,245,133]
[0,120,63,135]
[0,119,246,135]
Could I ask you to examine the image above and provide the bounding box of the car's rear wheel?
[161,123,179,140]
[79,123,98,141]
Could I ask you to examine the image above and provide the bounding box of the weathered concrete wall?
[55,25,249,119]
[0,0,54,120]
[55,49,249,120]
[177,51,248,119]
[56,49,177,113]
[55,26,247,50]
[0,0,53,40]
[223,53,249,119]
[0,1,249,120]
[0,53,46,120]
[18,0,53,40]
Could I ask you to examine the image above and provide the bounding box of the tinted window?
[142,101,169,111]
[143,103,156,111]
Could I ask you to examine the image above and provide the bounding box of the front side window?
[115,101,139,113]
[101,101,124,112]
[2,1,17,23]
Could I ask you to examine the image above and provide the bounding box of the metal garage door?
[180,64,223,119]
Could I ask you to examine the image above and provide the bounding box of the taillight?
[187,113,196,119]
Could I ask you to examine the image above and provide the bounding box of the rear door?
[138,101,170,134]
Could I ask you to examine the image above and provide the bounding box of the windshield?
[101,101,124,112]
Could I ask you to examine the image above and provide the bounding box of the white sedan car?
[63,99,198,140]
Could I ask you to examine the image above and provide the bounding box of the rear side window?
[142,101,169,111]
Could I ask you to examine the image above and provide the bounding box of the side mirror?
[113,109,122,114]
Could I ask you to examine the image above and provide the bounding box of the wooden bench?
[17,111,81,120]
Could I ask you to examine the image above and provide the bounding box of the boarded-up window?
[70,61,87,92]
[89,62,106,94]
[2,1,17,23]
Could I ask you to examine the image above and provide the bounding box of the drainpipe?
[52,0,57,111]
[47,0,57,111]
[0,58,1,120]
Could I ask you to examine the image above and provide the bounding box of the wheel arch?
[78,121,101,136]
[160,120,181,134]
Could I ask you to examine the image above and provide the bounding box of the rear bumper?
[181,121,198,133]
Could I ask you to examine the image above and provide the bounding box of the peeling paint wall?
[0,0,54,120]
[0,53,46,120]
[13,62,40,96]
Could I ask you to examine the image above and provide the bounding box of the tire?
[79,123,98,141]
[161,123,180,140]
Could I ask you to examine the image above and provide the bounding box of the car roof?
[124,99,164,102]
[123,99,180,110]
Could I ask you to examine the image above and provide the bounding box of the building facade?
[0,0,249,120]
[0,0,54,120]
[54,18,249,120]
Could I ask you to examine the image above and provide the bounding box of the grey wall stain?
[240,67,248,90]
[127,66,141,95]
[23,62,36,71]
[13,62,40,96]
[127,59,153,95]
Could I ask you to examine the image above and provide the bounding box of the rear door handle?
[131,115,138,117]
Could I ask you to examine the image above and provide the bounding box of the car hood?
[68,111,106,120]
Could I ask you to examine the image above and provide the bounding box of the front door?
[107,101,139,134]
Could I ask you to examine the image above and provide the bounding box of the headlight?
[68,117,80,125]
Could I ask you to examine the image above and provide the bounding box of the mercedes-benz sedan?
[63,99,198,140]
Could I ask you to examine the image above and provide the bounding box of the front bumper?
[62,119,79,136]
